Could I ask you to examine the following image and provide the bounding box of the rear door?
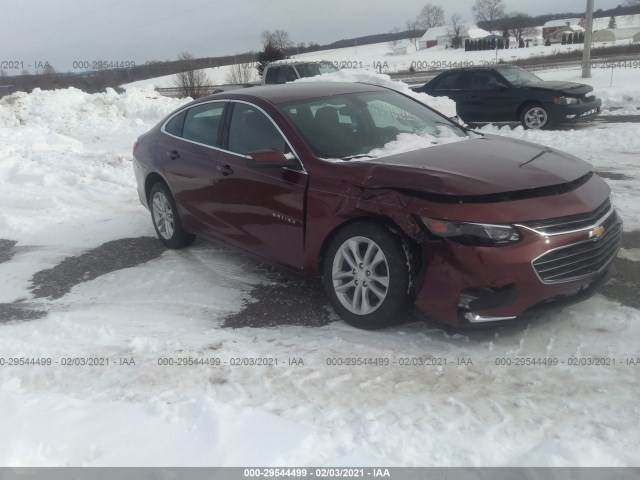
[212,101,308,269]
[463,70,519,122]
[160,101,227,233]
[427,71,470,118]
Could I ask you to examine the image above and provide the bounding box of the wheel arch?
[317,215,422,280]
[144,171,169,204]
[517,100,544,119]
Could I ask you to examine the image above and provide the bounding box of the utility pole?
[582,0,594,78]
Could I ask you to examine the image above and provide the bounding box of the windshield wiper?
[342,154,372,160]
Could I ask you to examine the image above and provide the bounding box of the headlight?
[420,217,520,246]
[554,96,578,105]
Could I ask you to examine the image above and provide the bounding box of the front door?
[212,102,308,270]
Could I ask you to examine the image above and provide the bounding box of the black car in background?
[413,66,601,129]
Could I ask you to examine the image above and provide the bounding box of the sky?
[0,0,626,74]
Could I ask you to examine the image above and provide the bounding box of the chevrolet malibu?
[132,82,621,329]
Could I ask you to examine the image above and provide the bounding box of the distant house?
[391,40,417,56]
[543,18,583,39]
[547,24,585,44]
[592,27,640,42]
[418,26,451,49]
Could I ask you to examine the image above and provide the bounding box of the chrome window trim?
[160,99,307,174]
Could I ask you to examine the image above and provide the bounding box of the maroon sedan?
[132,82,621,329]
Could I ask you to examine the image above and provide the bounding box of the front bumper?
[413,208,622,327]
[547,98,602,123]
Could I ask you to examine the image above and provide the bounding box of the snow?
[293,69,457,118]
[1,69,640,466]
[122,33,637,92]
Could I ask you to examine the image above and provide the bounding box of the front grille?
[521,198,611,234]
[533,222,622,283]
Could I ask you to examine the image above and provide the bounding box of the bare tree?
[388,27,401,48]
[172,51,211,99]
[406,19,422,48]
[41,64,57,89]
[448,13,465,49]
[261,30,294,52]
[417,3,445,29]
[472,0,506,24]
[226,60,256,84]
[0,69,6,80]
[505,12,535,43]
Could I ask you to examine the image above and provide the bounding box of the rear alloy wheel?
[521,104,549,129]
[149,182,195,249]
[323,222,415,330]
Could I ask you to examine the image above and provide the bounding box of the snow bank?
[0,86,187,130]
[293,69,457,118]
[0,88,187,244]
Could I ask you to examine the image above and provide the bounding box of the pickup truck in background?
[262,60,338,85]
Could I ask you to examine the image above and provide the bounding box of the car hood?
[343,135,592,198]
[521,80,593,96]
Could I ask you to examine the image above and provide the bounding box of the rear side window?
[265,67,279,84]
[277,66,297,83]
[164,110,186,137]
[181,103,225,147]
[435,72,466,89]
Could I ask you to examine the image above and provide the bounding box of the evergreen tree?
[608,16,617,29]
[256,41,287,78]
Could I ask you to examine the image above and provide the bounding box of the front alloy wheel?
[521,104,549,129]
[323,222,415,330]
[332,236,390,316]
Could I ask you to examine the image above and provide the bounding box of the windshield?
[295,62,339,78]
[498,67,543,86]
[279,91,467,160]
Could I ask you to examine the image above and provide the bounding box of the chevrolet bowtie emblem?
[590,226,605,239]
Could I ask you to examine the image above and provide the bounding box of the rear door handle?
[166,150,180,160]
[217,164,234,176]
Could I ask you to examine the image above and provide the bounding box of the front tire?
[322,222,415,330]
[520,103,550,129]
[149,182,195,249]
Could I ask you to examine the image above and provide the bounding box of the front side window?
[498,67,542,86]
[470,71,501,90]
[181,103,225,147]
[227,103,289,155]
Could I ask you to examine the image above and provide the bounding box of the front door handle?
[217,164,234,176]
[166,150,180,160]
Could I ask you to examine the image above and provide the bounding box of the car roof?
[437,65,521,73]
[266,59,333,67]
[198,82,388,105]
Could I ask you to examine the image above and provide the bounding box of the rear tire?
[149,182,195,249]
[322,222,415,330]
